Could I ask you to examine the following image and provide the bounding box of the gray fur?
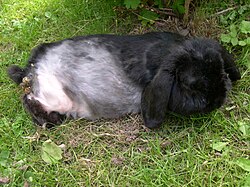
[32,39,142,119]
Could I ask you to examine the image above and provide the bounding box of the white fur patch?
[28,47,73,114]
[34,74,72,113]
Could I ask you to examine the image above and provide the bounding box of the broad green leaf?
[239,41,246,46]
[172,0,185,14]
[124,0,140,9]
[154,0,163,8]
[235,158,250,172]
[45,12,52,18]
[229,30,237,38]
[41,139,63,164]
[238,121,250,136]
[220,15,228,25]
[211,142,228,152]
[238,5,248,15]
[240,20,250,34]
[178,6,185,14]
[231,37,238,46]
[24,171,34,182]
[246,37,250,45]
[220,34,231,43]
[229,24,236,31]
[242,175,250,187]
[139,10,159,26]
[0,150,10,167]
[229,10,236,21]
[229,24,237,37]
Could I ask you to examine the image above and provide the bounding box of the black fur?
[140,37,240,128]
[22,95,66,128]
[8,65,26,84]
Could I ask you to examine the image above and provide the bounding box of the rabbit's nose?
[186,76,197,86]
[182,75,198,89]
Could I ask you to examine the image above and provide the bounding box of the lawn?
[0,0,249,186]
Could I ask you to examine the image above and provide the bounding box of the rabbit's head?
[141,38,241,128]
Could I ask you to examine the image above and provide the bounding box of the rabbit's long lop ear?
[220,47,241,81]
[141,70,173,128]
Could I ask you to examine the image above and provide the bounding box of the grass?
[0,0,249,186]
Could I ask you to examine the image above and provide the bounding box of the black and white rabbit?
[8,32,241,128]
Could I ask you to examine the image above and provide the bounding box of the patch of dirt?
[63,114,148,146]
[0,177,10,184]
[129,15,222,39]
[41,114,162,163]
[111,156,125,166]
[0,42,14,53]
[119,1,223,40]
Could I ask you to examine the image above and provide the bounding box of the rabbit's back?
[29,38,142,119]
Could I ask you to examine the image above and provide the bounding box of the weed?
[221,20,250,47]
[122,0,187,26]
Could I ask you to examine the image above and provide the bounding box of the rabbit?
[7,32,241,128]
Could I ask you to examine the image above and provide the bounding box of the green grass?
[0,0,249,186]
